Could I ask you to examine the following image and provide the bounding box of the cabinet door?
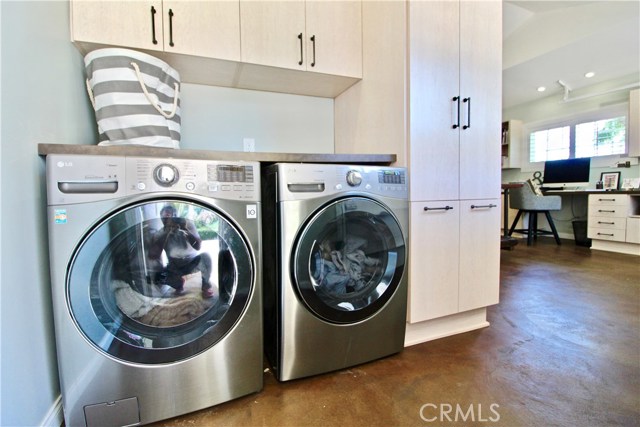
[408,1,460,202]
[458,199,500,312]
[305,1,362,78]
[407,201,460,323]
[459,0,502,200]
[71,0,163,51]
[240,0,305,70]
[163,1,240,61]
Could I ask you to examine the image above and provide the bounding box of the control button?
[221,185,231,191]
[234,185,242,191]
[346,170,363,187]
[153,164,179,187]
[208,184,218,192]
[185,182,196,191]
[246,185,254,192]
[136,182,146,191]
[335,184,343,190]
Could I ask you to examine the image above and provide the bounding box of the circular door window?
[67,199,253,364]
[292,197,406,324]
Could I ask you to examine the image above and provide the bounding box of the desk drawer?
[589,194,628,206]
[588,227,626,242]
[588,205,627,218]
[588,217,626,230]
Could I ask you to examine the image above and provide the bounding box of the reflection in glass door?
[68,199,253,364]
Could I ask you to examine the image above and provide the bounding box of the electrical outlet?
[243,138,255,152]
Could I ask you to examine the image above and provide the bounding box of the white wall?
[180,84,333,153]
[1,2,94,426]
[0,1,334,425]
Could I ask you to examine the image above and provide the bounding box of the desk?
[544,189,640,255]
[501,183,523,250]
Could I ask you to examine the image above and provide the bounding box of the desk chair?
[507,181,562,246]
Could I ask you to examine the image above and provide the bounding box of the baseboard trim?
[40,395,63,427]
[404,308,489,347]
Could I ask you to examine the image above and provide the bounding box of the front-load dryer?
[261,163,409,381]
[45,154,262,426]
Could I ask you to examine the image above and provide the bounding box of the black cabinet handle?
[298,33,303,65]
[168,9,174,47]
[598,198,616,201]
[151,6,158,45]
[463,97,471,129]
[598,209,616,213]
[452,96,460,129]
[310,35,316,67]
[424,206,454,211]
[597,232,615,237]
[471,204,497,209]
[597,221,615,225]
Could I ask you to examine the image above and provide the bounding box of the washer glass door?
[293,197,406,323]
[67,199,253,364]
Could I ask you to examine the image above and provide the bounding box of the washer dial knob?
[154,164,179,187]
[346,170,363,187]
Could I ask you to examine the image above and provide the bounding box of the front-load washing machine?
[45,154,262,426]
[262,163,409,381]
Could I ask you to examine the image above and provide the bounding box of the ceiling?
[502,0,640,109]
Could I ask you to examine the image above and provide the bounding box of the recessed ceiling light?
[585,72,595,78]
[537,86,546,92]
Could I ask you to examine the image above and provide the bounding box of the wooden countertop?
[38,144,396,165]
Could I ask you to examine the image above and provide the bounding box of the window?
[575,116,626,158]
[529,115,627,162]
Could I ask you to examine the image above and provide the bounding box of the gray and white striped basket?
[84,48,181,149]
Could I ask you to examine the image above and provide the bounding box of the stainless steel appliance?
[46,154,262,426]
[261,163,409,381]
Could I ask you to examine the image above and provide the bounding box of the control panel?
[126,158,260,201]
[279,164,408,201]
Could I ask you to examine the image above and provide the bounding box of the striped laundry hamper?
[84,48,181,149]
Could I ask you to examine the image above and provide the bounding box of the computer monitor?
[543,158,591,189]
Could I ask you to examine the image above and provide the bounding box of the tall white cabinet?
[335,0,502,345]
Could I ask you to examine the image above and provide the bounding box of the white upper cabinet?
[458,0,502,201]
[70,0,361,97]
[408,0,460,202]
[72,1,240,60]
[71,1,165,52]
[239,1,306,71]
[408,0,501,202]
[305,1,362,78]
[240,0,362,78]
[162,1,240,61]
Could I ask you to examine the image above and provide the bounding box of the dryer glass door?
[67,199,253,364]
[293,197,406,323]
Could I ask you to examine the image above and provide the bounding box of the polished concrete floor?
[153,238,640,426]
